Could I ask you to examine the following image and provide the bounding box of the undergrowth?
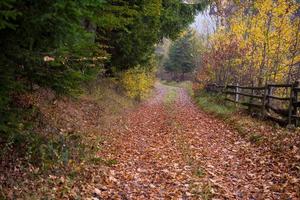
[193,90,299,148]
[194,91,237,118]
[121,67,155,101]
[82,78,136,115]
[0,78,136,198]
[1,78,132,168]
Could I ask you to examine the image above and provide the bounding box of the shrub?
[120,67,155,100]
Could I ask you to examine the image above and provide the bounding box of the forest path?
[93,83,297,200]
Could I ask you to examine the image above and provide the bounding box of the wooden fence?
[205,81,300,127]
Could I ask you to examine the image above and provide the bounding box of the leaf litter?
[91,84,300,199]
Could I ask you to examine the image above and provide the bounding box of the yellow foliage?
[120,67,155,100]
[199,0,300,85]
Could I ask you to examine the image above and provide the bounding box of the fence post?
[266,85,272,112]
[249,82,254,111]
[293,81,299,126]
[288,86,293,126]
[288,81,299,126]
[235,83,239,105]
[262,84,269,118]
[223,85,227,105]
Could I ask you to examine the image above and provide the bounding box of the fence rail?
[205,81,300,127]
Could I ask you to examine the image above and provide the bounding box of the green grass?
[194,90,273,147]
[195,91,237,118]
[195,167,206,178]
[161,80,194,96]
[90,157,118,166]
[249,133,264,144]
[160,82,179,105]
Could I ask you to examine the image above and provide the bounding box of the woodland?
[196,0,300,86]
[1,0,300,199]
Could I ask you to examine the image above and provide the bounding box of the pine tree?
[164,30,197,80]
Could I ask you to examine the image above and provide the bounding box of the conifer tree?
[164,30,197,80]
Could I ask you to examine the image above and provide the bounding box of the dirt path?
[93,83,299,200]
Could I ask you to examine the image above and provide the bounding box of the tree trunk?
[287,20,300,84]
[258,11,273,86]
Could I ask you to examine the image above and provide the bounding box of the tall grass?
[195,91,237,118]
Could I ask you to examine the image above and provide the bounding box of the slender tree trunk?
[272,16,285,83]
[287,20,300,84]
[258,11,273,86]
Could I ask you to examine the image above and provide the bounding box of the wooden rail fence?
[205,81,300,127]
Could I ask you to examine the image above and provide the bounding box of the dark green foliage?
[104,0,207,72]
[0,0,108,155]
[0,0,105,93]
[160,0,206,39]
[0,0,20,30]
[0,0,208,157]
[164,30,197,80]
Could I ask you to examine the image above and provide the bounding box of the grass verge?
[194,89,300,198]
[194,91,237,118]
[194,89,300,150]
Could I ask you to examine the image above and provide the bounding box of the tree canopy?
[0,0,208,134]
[197,0,300,86]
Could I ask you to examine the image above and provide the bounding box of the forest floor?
[91,83,300,200]
[1,82,299,199]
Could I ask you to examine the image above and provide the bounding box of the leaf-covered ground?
[1,83,299,199]
[92,83,300,199]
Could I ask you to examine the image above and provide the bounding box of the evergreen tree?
[0,0,106,135]
[103,0,207,72]
[0,0,208,135]
[164,30,197,80]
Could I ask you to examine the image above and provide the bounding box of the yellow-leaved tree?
[197,0,300,86]
[121,66,156,100]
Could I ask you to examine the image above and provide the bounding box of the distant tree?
[164,30,197,80]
